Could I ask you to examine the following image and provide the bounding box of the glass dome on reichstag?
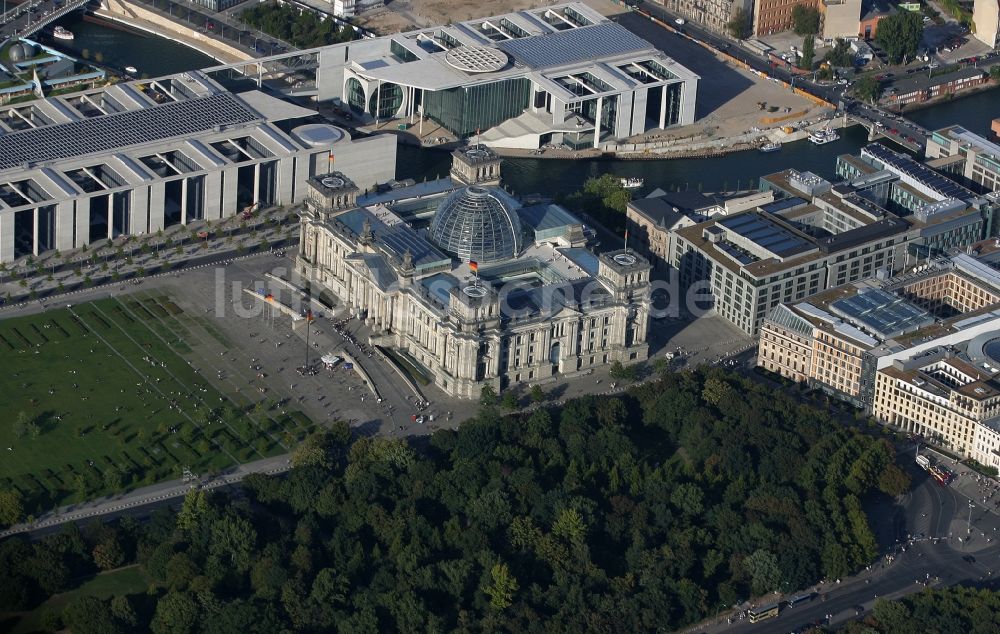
[429,186,523,265]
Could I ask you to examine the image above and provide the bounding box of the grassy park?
[0,295,313,519]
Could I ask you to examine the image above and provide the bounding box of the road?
[626,1,1000,153]
[0,0,86,40]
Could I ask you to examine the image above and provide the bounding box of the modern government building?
[0,72,395,263]
[320,2,699,148]
[0,2,697,263]
[296,147,653,398]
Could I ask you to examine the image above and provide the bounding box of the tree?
[176,489,209,532]
[110,595,138,628]
[501,391,519,411]
[0,489,23,526]
[92,538,125,570]
[825,38,854,67]
[800,36,815,70]
[484,562,519,610]
[292,431,334,468]
[726,6,751,40]
[876,11,923,64]
[609,360,637,382]
[743,549,781,596]
[991,65,1000,82]
[854,75,882,104]
[530,384,546,403]
[479,383,497,409]
[64,595,121,634]
[151,591,199,634]
[792,5,821,35]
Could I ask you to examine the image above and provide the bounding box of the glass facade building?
[423,78,531,139]
[429,185,523,264]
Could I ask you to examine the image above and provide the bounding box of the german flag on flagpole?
[469,260,478,272]
[306,309,314,323]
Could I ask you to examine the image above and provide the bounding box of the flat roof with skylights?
[0,93,261,171]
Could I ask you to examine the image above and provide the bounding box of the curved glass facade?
[429,186,523,264]
[346,77,366,114]
[368,82,403,120]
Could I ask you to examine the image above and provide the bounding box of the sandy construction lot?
[359,0,624,33]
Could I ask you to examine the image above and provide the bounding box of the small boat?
[809,128,840,145]
[125,65,138,74]
[53,26,74,40]
[620,177,644,189]
[759,142,781,153]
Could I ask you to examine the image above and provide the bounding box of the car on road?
[963,555,977,563]
[855,605,865,616]
[889,128,899,135]
[906,136,916,143]
[674,18,685,25]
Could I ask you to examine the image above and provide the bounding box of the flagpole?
[304,310,312,369]
[624,228,629,254]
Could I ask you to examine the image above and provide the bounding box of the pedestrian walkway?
[0,454,291,538]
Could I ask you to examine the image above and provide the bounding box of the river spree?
[46,13,999,195]
[48,13,216,77]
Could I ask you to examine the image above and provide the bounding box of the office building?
[296,146,652,398]
[671,144,996,336]
[314,2,698,149]
[872,301,1000,470]
[625,189,774,272]
[925,125,1000,194]
[973,0,1000,48]
[0,71,395,263]
[760,249,1000,414]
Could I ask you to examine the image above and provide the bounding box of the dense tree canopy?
[876,12,923,65]
[824,38,855,68]
[241,2,357,49]
[564,174,632,233]
[843,585,1000,634]
[0,370,911,631]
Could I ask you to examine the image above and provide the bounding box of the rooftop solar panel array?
[830,288,933,339]
[718,212,813,258]
[862,143,973,201]
[0,93,261,171]
[497,22,650,69]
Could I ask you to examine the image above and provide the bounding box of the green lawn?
[0,295,311,516]
[7,566,150,634]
